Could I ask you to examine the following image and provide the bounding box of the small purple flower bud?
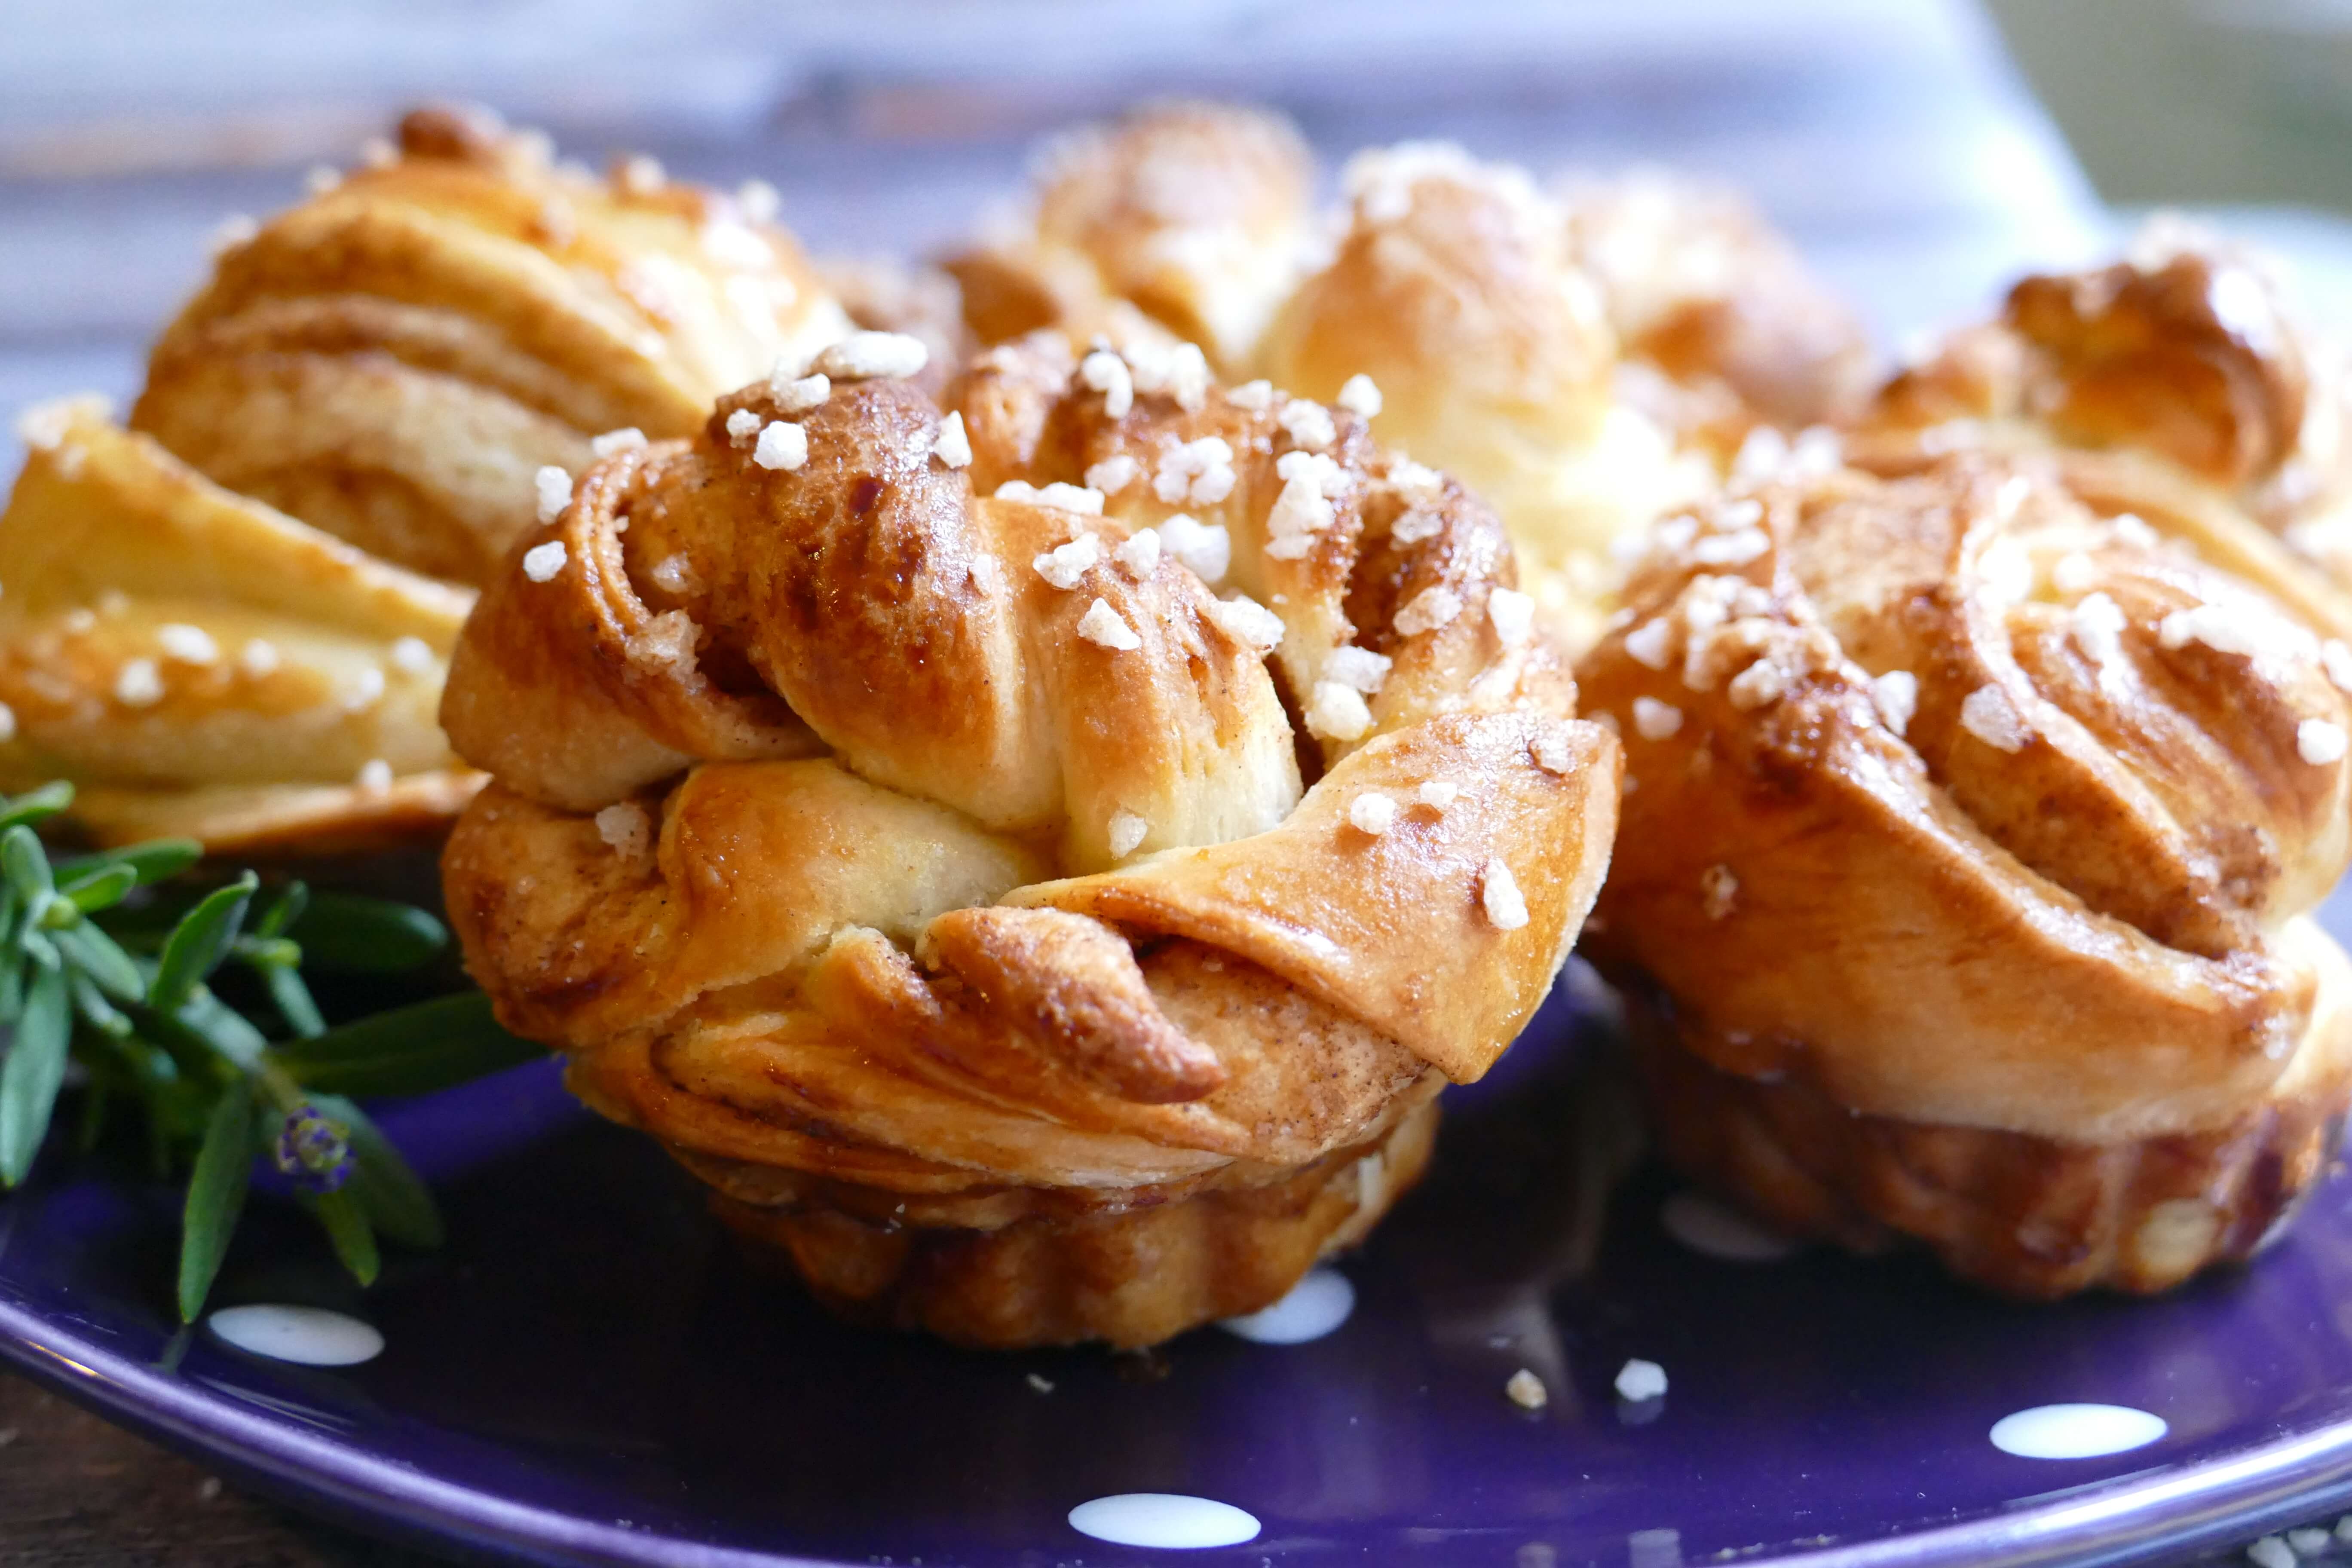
[273,1105,352,1194]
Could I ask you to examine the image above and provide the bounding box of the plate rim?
[4,1281,2352,1568]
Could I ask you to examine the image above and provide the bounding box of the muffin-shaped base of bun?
[705,1098,1438,1349]
[1626,990,2350,1298]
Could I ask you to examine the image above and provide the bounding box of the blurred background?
[3,0,2349,469]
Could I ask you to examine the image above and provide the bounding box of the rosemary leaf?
[178,1085,255,1322]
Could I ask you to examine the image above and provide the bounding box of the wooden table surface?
[0,1369,442,1568]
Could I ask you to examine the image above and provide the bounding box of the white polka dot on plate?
[1068,1494,1261,1549]
[1660,1193,1799,1262]
[1989,1403,2166,1459]
[206,1305,384,1367]
[1218,1268,1355,1344]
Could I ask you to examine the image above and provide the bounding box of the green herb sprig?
[0,782,544,1320]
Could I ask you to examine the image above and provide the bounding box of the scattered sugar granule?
[1277,398,1338,452]
[1387,459,1445,505]
[1155,436,1237,505]
[1026,1372,1055,1395]
[0,702,16,743]
[724,408,762,444]
[995,480,1104,514]
[534,466,572,524]
[2299,718,2348,765]
[344,667,386,710]
[205,213,258,257]
[2326,640,2352,694]
[591,427,647,458]
[770,370,831,411]
[1394,585,1463,637]
[61,608,96,634]
[1033,534,1102,590]
[1086,454,1139,495]
[1481,859,1530,931]
[1079,350,1135,419]
[1727,656,1788,711]
[1531,729,1575,775]
[814,331,928,381]
[1275,449,1350,499]
[156,624,218,665]
[1691,528,1770,567]
[389,636,435,675]
[1264,473,1336,560]
[931,410,972,469]
[753,421,808,472]
[649,553,701,595]
[1107,810,1150,858]
[1114,529,1161,576]
[1615,1359,1669,1402]
[1487,588,1534,647]
[114,659,162,708]
[1075,597,1142,651]
[1631,696,1684,740]
[1307,681,1374,742]
[2113,512,2160,549]
[735,178,781,222]
[1124,340,1212,410]
[2052,551,2100,595]
[239,640,281,677]
[1337,374,1383,418]
[2160,602,2264,656]
[2071,591,2128,667]
[1348,791,1398,836]
[1229,379,1275,411]
[1505,1369,1548,1411]
[1417,781,1460,811]
[1391,509,1444,546]
[304,164,341,196]
[522,540,569,582]
[1871,670,1919,737]
[701,220,773,271]
[1159,514,1231,583]
[616,154,665,195]
[1207,594,1286,653]
[1959,684,2028,752]
[355,758,393,793]
[1623,619,1674,671]
[1323,646,1393,695]
[1700,865,1738,921]
[359,136,396,169]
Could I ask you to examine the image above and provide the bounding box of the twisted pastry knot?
[1852,227,2352,639]
[132,103,851,587]
[1579,459,2352,1296]
[441,334,1621,1346]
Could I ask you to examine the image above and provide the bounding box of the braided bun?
[1580,459,2352,1295]
[441,334,1619,1346]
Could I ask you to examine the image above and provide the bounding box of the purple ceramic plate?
[7,936,2352,1568]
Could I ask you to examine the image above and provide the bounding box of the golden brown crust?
[946,101,1315,374]
[0,399,478,850]
[1851,224,2352,627]
[712,1096,1438,1349]
[1255,144,1708,654]
[132,104,852,586]
[442,334,1618,1344]
[1629,980,2350,1298]
[1555,171,1877,451]
[1581,461,2352,1143]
